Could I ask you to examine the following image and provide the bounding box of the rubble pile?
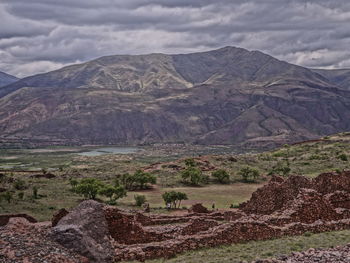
[256,244,350,263]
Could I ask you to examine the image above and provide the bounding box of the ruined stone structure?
[1,171,350,262]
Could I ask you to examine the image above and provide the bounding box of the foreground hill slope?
[0,71,18,88]
[0,47,350,147]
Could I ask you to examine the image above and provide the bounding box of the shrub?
[32,186,39,199]
[238,167,260,183]
[2,191,13,203]
[134,194,147,207]
[13,179,26,190]
[184,158,196,167]
[17,192,24,200]
[337,153,348,161]
[162,191,188,209]
[211,169,230,184]
[69,178,79,191]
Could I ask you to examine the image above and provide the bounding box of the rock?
[0,213,37,226]
[189,203,209,213]
[51,208,69,227]
[51,200,114,263]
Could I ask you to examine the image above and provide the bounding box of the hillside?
[312,68,350,90]
[0,71,18,88]
[0,46,350,147]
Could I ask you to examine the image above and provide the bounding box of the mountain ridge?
[0,71,19,88]
[0,46,350,148]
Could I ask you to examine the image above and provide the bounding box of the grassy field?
[120,183,262,209]
[139,230,350,263]
[0,133,349,220]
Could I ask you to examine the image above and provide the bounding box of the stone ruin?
[1,171,350,262]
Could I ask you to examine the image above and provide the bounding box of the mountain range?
[0,46,350,148]
[0,71,18,88]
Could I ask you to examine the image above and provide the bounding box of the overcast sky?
[0,0,350,78]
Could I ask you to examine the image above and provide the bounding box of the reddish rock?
[0,213,37,226]
[189,203,209,213]
[51,208,69,227]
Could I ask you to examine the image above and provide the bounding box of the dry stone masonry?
[1,171,350,262]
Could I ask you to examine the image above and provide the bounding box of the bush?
[1,191,13,203]
[162,191,188,209]
[238,167,260,183]
[184,158,196,167]
[17,192,24,200]
[134,194,147,207]
[211,169,230,184]
[32,186,39,199]
[337,153,348,161]
[13,179,26,190]
[69,178,79,191]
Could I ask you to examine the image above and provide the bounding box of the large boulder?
[51,200,114,263]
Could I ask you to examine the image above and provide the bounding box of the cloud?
[0,0,350,77]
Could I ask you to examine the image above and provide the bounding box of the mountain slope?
[0,71,18,88]
[0,47,350,148]
[312,68,350,90]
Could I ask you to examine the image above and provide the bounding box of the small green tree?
[133,170,156,189]
[75,178,104,200]
[99,184,126,202]
[238,167,260,183]
[134,194,147,207]
[69,178,79,191]
[211,169,230,184]
[181,167,204,186]
[116,170,156,190]
[162,191,188,209]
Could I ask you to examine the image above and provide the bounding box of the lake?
[78,147,140,156]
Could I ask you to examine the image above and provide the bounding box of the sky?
[0,0,350,78]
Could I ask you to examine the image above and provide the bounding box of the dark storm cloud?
[0,0,350,77]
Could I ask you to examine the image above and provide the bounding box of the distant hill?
[0,71,18,88]
[0,46,350,148]
[312,68,350,90]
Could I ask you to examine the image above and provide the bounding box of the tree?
[211,169,230,184]
[134,194,147,207]
[116,170,156,190]
[238,167,260,183]
[75,178,104,200]
[162,191,188,209]
[181,166,204,186]
[99,185,126,202]
[133,170,156,189]
[69,178,79,191]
